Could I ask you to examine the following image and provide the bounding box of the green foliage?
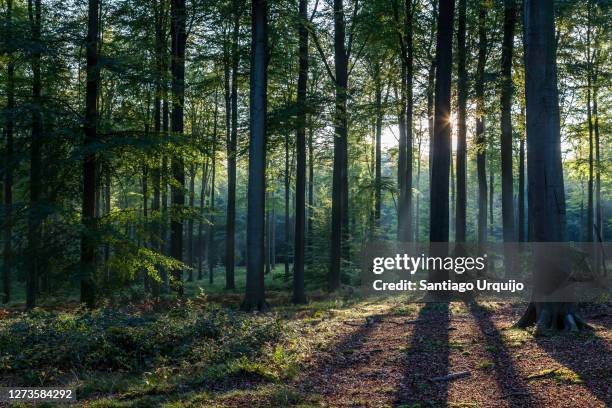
[0,302,283,385]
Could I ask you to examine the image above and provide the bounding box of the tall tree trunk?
[161,94,169,289]
[170,0,186,295]
[489,162,494,236]
[518,127,525,242]
[27,0,42,308]
[242,0,268,311]
[2,0,15,305]
[415,130,422,241]
[187,164,195,281]
[593,69,601,240]
[80,0,100,308]
[226,1,240,290]
[585,4,593,242]
[307,121,314,254]
[455,0,467,242]
[500,0,516,242]
[517,0,582,333]
[197,160,207,280]
[284,131,290,277]
[475,3,488,243]
[329,0,348,292]
[403,0,414,241]
[429,0,454,245]
[374,66,382,229]
[208,93,218,284]
[150,0,163,295]
[293,0,308,304]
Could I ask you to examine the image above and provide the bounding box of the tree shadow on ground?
[395,302,450,407]
[468,302,540,407]
[534,313,612,406]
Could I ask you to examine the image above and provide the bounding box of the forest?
[0,0,610,406]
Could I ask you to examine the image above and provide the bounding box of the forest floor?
[0,292,611,408]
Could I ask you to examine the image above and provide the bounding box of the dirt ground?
[216,301,611,408]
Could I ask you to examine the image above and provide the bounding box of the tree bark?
[284,131,290,277]
[208,92,218,284]
[187,164,195,281]
[293,0,308,304]
[429,0,454,244]
[242,0,268,311]
[226,1,240,289]
[517,0,583,334]
[329,0,348,292]
[170,0,186,295]
[2,0,15,305]
[455,0,467,243]
[500,0,516,242]
[80,0,100,308]
[475,2,488,244]
[27,0,43,309]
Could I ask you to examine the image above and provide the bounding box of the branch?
[308,26,336,83]
[347,33,370,78]
[309,0,319,22]
[346,0,360,60]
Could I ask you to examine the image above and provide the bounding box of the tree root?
[515,302,591,335]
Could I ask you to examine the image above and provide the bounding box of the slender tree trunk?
[226,2,240,289]
[415,131,422,241]
[593,70,601,239]
[150,0,164,295]
[26,0,42,308]
[293,0,308,303]
[197,161,207,280]
[475,3,488,244]
[374,67,382,229]
[187,164,195,281]
[500,0,516,242]
[170,0,186,295]
[489,162,494,236]
[242,0,268,311]
[161,94,169,289]
[585,7,594,243]
[404,0,414,241]
[284,131,290,277]
[208,94,218,284]
[329,0,348,292]
[307,121,314,253]
[80,0,100,307]
[2,0,15,305]
[518,128,526,242]
[455,0,467,242]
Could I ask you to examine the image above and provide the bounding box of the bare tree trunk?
[27,0,42,308]
[226,1,240,290]
[208,93,218,284]
[284,131,290,277]
[2,0,15,305]
[476,3,488,244]
[170,0,186,295]
[517,0,583,334]
[455,0,467,243]
[500,0,516,242]
[80,0,100,307]
[187,164,195,281]
[242,0,268,311]
[293,0,308,304]
[329,0,348,292]
[429,0,454,246]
